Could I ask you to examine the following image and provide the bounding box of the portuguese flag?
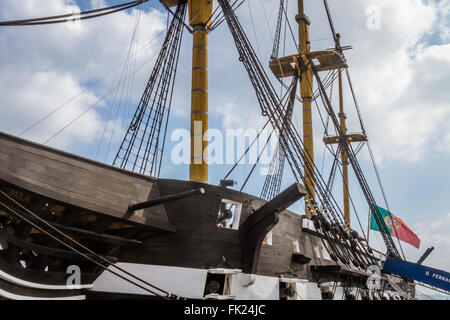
[370,206,421,249]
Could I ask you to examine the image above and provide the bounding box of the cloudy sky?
[1,0,449,297]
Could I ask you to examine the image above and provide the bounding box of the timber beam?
[241,183,307,274]
[0,226,119,263]
[269,51,348,79]
[323,133,367,145]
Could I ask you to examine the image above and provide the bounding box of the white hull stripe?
[0,268,92,291]
[0,287,85,300]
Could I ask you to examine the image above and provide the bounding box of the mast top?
[160,0,185,7]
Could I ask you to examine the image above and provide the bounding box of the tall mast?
[322,32,366,230]
[297,0,315,217]
[188,0,212,183]
[337,34,350,229]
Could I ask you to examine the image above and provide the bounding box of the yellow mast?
[188,0,212,183]
[337,34,351,229]
[270,1,359,226]
[297,0,315,217]
[320,35,366,230]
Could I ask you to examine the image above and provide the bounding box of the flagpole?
[367,208,371,243]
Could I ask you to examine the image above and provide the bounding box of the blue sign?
[383,257,450,292]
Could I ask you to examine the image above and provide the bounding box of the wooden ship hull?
[0,132,413,300]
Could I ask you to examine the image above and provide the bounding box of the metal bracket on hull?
[240,183,306,274]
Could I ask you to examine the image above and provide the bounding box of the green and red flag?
[370,206,421,249]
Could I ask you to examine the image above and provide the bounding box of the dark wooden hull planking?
[0,132,413,299]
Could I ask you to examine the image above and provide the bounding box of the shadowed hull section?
[0,132,412,299]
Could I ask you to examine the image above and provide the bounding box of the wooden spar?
[297,0,315,217]
[241,183,306,274]
[188,0,212,184]
[417,247,435,265]
[337,34,351,230]
[241,184,306,231]
[127,188,205,212]
[322,34,365,230]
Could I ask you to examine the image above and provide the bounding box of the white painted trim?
[302,218,317,232]
[333,286,345,300]
[279,278,308,284]
[233,273,280,300]
[91,263,404,300]
[91,263,208,299]
[208,268,242,274]
[321,241,332,261]
[241,274,256,287]
[0,268,92,290]
[295,282,322,300]
[0,288,85,300]
[204,293,235,300]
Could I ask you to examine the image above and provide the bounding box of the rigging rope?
[113,3,186,177]
[218,0,372,268]
[18,30,165,138]
[319,0,404,259]
[311,62,400,258]
[270,0,285,60]
[345,68,395,225]
[349,69,405,256]
[240,130,275,192]
[0,190,176,299]
[0,1,150,26]
[208,0,246,32]
[43,39,168,145]
[105,9,144,163]
[95,8,143,161]
[323,0,338,47]
[222,120,271,181]
[261,75,297,200]
[223,78,295,184]
[321,2,396,245]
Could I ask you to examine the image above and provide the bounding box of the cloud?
[0,70,101,148]
[436,0,450,42]
[410,213,450,271]
[2,1,449,160]
[211,101,267,131]
[181,0,450,167]
[416,213,450,245]
[0,0,166,151]
[337,0,450,164]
